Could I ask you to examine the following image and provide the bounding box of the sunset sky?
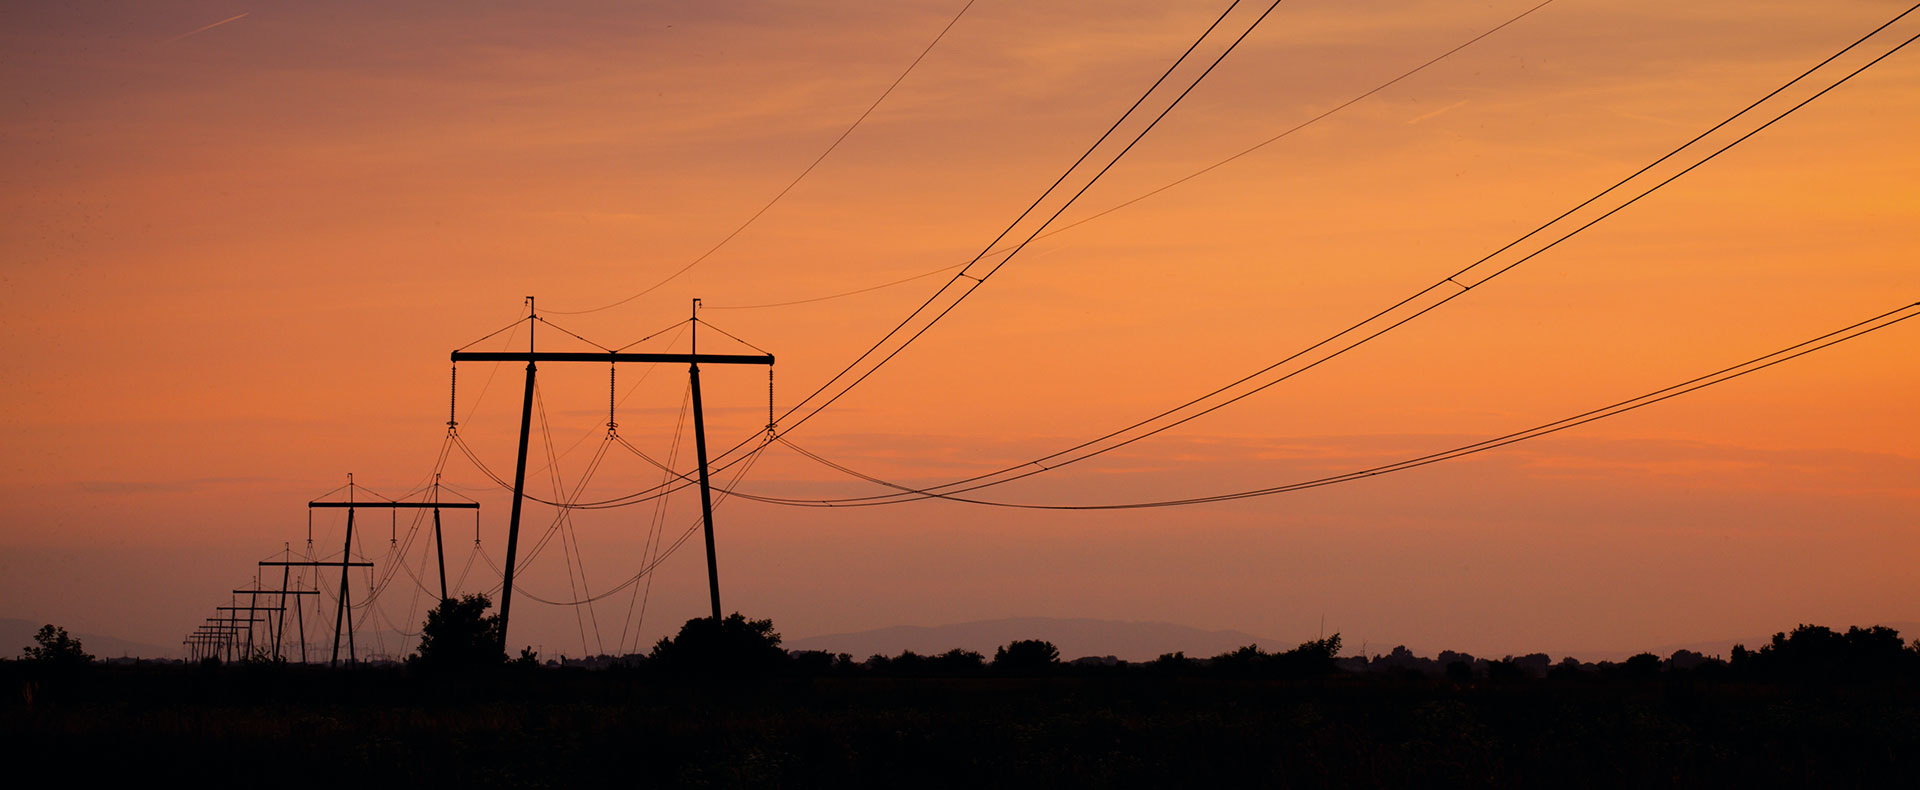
[3,0,1916,660]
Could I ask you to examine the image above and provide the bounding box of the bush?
[22,624,92,668]
[412,594,504,670]
[992,640,1060,673]
[650,613,786,675]
[1731,624,1917,680]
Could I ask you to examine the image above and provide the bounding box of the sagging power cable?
[549,0,981,316]
[707,0,1563,312]
[728,8,1920,508]
[754,301,1920,509]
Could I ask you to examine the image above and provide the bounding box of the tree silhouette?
[1209,644,1268,676]
[1732,623,1915,679]
[929,648,986,674]
[21,624,92,667]
[1487,658,1526,683]
[1622,652,1662,679]
[650,613,786,675]
[992,639,1061,673]
[412,594,504,670]
[1273,634,1343,676]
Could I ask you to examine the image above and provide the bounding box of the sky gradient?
[2,0,1916,660]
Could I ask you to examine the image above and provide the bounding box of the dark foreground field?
[6,663,1916,788]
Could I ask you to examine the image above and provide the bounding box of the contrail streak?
[167,12,249,44]
[1407,99,1470,125]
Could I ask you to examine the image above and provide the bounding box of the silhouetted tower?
[450,297,773,652]
[302,480,478,664]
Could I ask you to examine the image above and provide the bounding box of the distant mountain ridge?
[787,617,1283,661]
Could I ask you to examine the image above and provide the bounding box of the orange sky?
[3,0,1916,659]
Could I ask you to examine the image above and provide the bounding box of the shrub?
[650,613,786,675]
[412,594,504,670]
[22,624,93,668]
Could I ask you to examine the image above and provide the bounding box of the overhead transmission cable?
[707,0,1563,312]
[716,8,1920,508]
[759,301,1920,509]
[448,317,685,486]
[476,438,775,607]
[619,383,691,654]
[601,1,1920,512]
[764,0,1285,445]
[534,383,601,655]
[469,393,773,611]
[445,4,1916,516]
[441,0,1280,511]
[547,0,980,316]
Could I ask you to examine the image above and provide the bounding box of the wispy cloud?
[166,12,249,44]
[1407,99,1470,125]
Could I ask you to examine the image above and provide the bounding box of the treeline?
[12,613,1917,787]
[1335,624,1920,683]
[18,599,1920,685]
[766,634,1348,678]
[543,618,1920,684]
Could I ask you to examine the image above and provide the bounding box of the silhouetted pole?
[305,501,474,602]
[226,598,237,662]
[499,297,537,654]
[333,501,355,666]
[690,300,723,622]
[200,623,225,661]
[263,561,371,661]
[206,616,263,661]
[235,587,314,662]
[192,631,226,661]
[433,476,448,601]
[294,581,308,663]
[216,604,282,659]
[245,587,259,659]
[275,553,291,656]
[204,618,253,661]
[301,490,475,666]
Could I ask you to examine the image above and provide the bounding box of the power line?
[758,301,1920,509]
[441,0,1274,512]
[482,438,775,607]
[738,9,1920,508]
[767,0,1286,443]
[445,4,1917,516]
[548,0,980,316]
[706,0,1564,312]
[708,262,968,311]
